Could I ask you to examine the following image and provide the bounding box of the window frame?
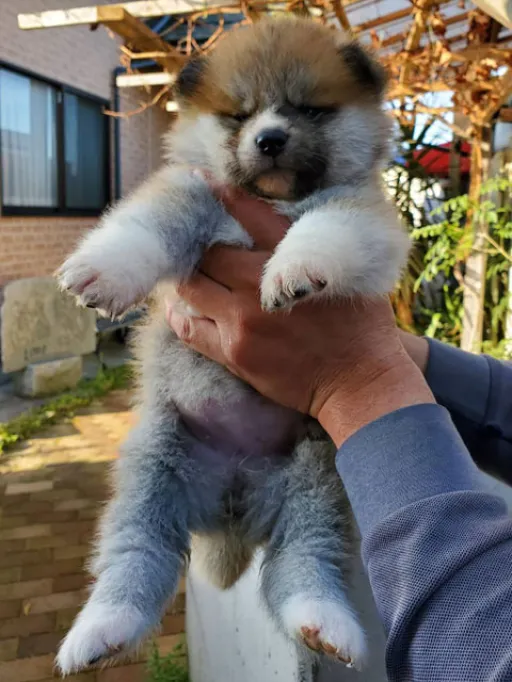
[0,60,111,217]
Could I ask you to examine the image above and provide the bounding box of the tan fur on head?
[168,16,390,200]
[176,17,386,115]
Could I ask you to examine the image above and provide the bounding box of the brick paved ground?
[0,391,186,682]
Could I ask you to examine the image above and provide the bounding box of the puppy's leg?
[260,193,410,311]
[57,166,251,317]
[56,410,216,675]
[258,440,366,669]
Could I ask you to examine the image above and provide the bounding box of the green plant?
[0,364,133,454]
[412,176,512,347]
[146,641,189,682]
[384,120,450,330]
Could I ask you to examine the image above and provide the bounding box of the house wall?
[0,0,169,286]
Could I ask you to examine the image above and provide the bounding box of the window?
[0,64,110,215]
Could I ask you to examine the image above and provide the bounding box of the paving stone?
[5,482,53,496]
[0,550,53,570]
[53,545,90,561]
[2,503,53,518]
[161,613,186,636]
[0,579,53,601]
[0,636,19,661]
[22,590,86,615]
[156,634,185,656]
[0,567,22,585]
[169,593,186,615]
[40,675,97,682]
[0,390,187,677]
[0,652,55,681]
[0,613,56,639]
[53,574,90,594]
[26,534,79,551]
[51,521,95,537]
[17,631,63,658]
[54,499,92,512]
[21,559,84,581]
[55,607,80,631]
[29,489,77,503]
[0,515,28,529]
[0,601,21,620]
[96,663,147,682]
[0,525,51,541]
[0,539,26,553]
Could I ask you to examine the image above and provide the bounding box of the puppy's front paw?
[56,601,151,674]
[260,252,328,312]
[57,245,153,319]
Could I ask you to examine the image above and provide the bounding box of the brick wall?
[0,0,170,286]
[119,88,170,196]
[0,218,93,286]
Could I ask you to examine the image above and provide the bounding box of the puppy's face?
[175,18,389,200]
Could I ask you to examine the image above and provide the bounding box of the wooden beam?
[18,1,237,30]
[379,10,468,49]
[386,81,453,99]
[353,0,453,36]
[331,0,351,32]
[448,43,512,62]
[399,0,437,85]
[95,6,184,69]
[461,126,492,352]
[116,71,176,87]
[353,7,411,34]
[480,68,512,123]
[499,106,512,122]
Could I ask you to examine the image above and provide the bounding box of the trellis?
[17,0,512,350]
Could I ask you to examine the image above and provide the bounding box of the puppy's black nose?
[255,128,289,157]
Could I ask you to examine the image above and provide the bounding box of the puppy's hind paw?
[56,602,151,675]
[281,595,367,670]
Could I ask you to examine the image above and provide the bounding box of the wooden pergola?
[17,0,512,351]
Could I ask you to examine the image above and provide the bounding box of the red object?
[411,141,471,176]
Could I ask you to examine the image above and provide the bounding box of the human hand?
[168,185,433,446]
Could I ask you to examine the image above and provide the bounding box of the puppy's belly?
[180,396,305,473]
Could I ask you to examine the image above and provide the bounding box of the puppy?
[56,17,409,676]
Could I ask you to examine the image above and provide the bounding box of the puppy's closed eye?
[297,105,338,120]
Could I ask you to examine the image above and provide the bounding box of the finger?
[208,181,290,250]
[199,246,269,289]
[168,309,227,366]
[175,271,232,318]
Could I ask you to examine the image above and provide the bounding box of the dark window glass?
[0,65,109,215]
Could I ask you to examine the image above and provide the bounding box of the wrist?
[317,355,435,447]
[399,331,430,374]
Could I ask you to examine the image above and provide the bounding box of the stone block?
[1,277,96,374]
[15,357,83,398]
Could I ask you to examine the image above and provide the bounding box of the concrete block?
[15,357,83,398]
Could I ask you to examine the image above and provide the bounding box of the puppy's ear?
[176,54,207,99]
[339,42,387,97]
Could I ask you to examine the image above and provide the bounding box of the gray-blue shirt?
[336,339,512,681]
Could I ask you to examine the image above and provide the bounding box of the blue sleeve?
[336,404,512,682]
[426,339,512,484]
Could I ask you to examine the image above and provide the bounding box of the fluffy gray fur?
[56,20,409,677]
